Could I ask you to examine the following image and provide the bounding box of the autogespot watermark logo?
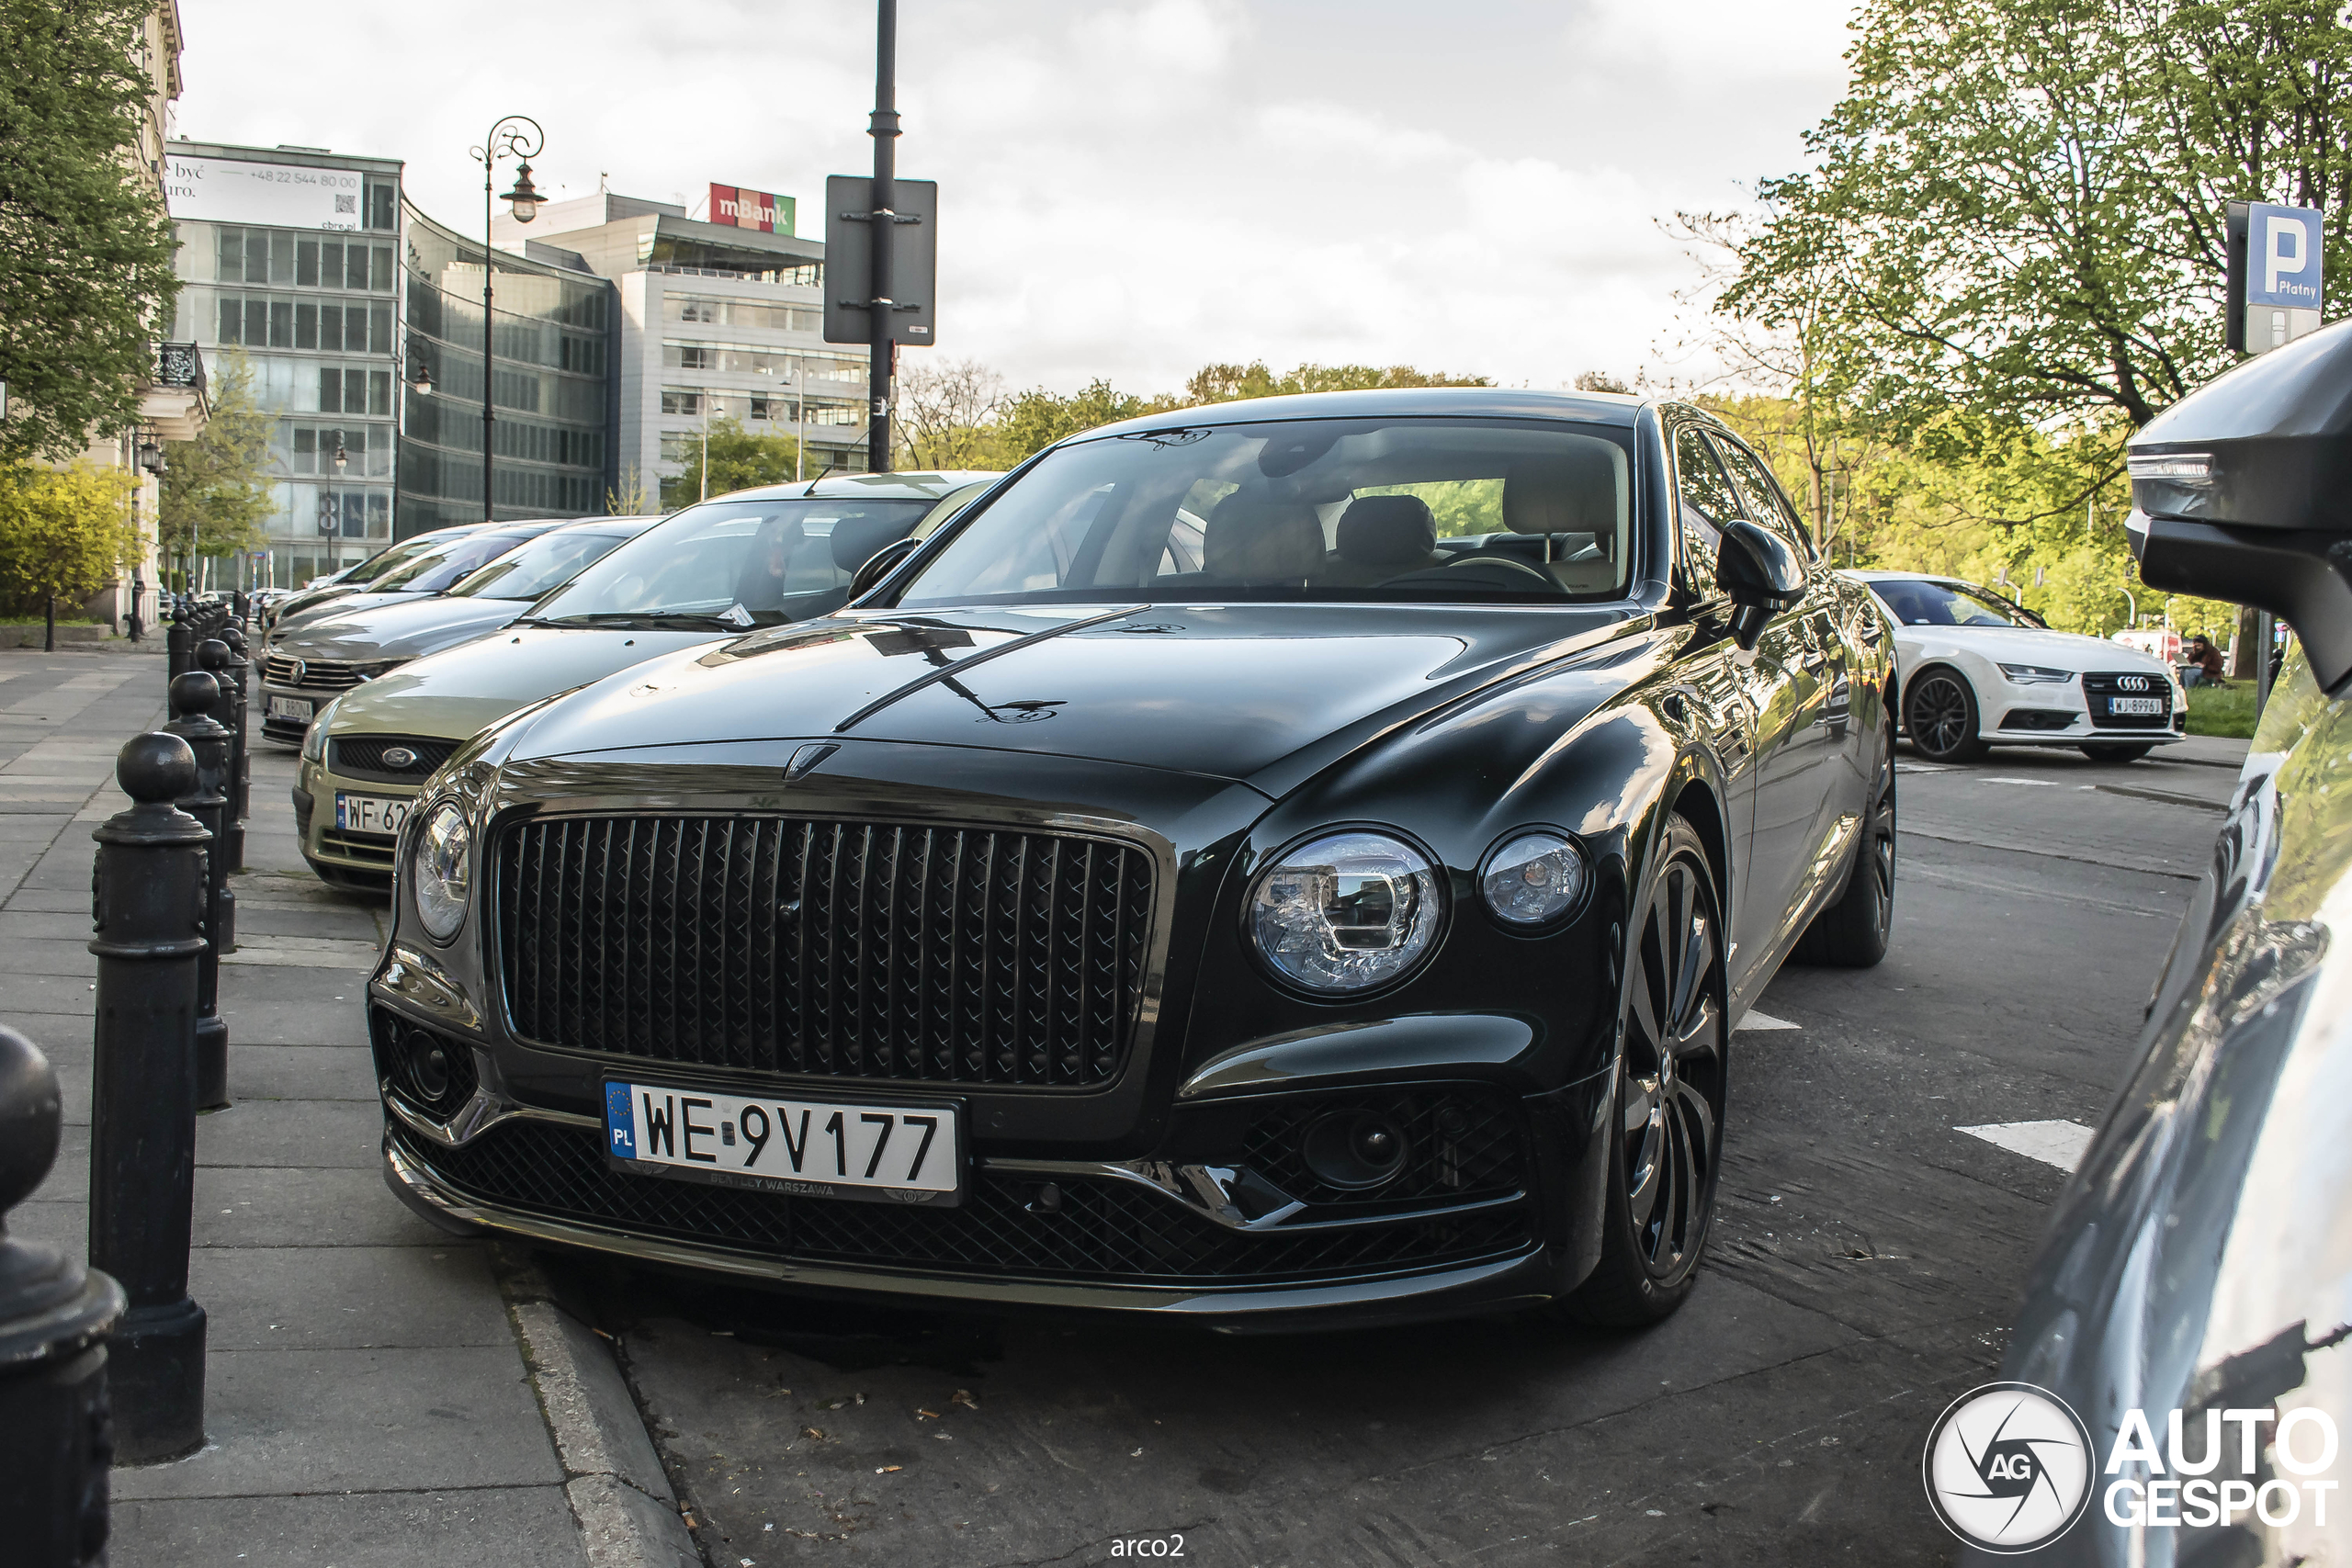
[1923,1382,2096,1553]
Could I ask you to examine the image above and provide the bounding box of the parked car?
[369,389,1897,1329]
[260,520,576,743]
[262,523,487,631]
[1964,323,2352,1563]
[293,475,994,890]
[1849,570,2188,763]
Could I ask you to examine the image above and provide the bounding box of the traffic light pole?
[867,0,898,472]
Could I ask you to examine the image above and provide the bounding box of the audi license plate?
[604,1081,963,1206]
[2108,697,2165,716]
[268,694,313,722]
[334,792,410,835]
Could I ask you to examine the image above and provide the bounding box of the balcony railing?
[154,342,206,393]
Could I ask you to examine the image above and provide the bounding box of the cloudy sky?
[172,0,1858,398]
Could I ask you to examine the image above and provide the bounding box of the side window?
[1673,426,1740,594]
[1713,437,1815,562]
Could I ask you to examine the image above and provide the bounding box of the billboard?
[165,155,368,231]
[709,183,795,235]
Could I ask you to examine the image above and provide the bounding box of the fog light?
[409,1030,451,1102]
[1302,1111,1410,1190]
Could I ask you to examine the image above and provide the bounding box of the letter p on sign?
[2268,218,2308,297]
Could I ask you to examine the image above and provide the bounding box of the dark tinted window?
[1713,437,1815,561]
[1674,426,1741,591]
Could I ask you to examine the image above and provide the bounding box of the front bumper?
[295,756,419,890]
[261,681,344,744]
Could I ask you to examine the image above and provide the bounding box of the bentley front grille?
[497,815,1154,1090]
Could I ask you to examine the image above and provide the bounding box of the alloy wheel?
[1907,674,1974,761]
[1865,760,1896,938]
[1618,850,1726,1280]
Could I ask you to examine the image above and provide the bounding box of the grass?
[0,615,99,626]
[2186,682,2259,739]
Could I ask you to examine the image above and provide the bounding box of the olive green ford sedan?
[294,472,996,890]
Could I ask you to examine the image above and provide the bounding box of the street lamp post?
[471,116,545,523]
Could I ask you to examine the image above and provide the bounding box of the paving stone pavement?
[1,645,650,1568]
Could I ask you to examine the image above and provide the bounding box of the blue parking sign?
[2246,203,2324,310]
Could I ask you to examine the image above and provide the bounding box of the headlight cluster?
[300,696,338,762]
[1479,832,1589,926]
[411,803,473,942]
[1249,832,1442,995]
[1999,663,2074,685]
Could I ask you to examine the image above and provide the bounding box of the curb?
[500,1248,705,1568]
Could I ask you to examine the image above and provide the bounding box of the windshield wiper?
[522,611,741,629]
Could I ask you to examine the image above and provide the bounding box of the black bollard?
[0,1025,127,1567]
[219,631,253,870]
[87,732,209,1463]
[199,637,249,886]
[164,609,190,681]
[164,673,232,1113]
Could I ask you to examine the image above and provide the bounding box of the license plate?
[334,791,411,835]
[269,694,314,722]
[2108,696,2165,716]
[605,1081,962,1206]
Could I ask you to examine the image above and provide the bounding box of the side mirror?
[847,536,921,601]
[2128,319,2352,692]
[1715,518,1806,650]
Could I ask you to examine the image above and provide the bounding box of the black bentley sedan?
[370,389,1897,1328]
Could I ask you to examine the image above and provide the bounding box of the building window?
[364,178,397,231]
[808,402,861,426]
[660,389,704,416]
[749,395,794,422]
[663,344,716,371]
[659,433,695,462]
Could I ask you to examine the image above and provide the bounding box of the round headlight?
[1480,831,1588,927]
[1247,830,1443,995]
[411,802,472,942]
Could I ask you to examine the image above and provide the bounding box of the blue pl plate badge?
[605,1083,637,1158]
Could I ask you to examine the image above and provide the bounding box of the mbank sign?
[709,183,794,235]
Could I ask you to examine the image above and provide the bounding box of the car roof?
[710,471,1001,504]
[1077,387,1649,444]
[543,513,665,538]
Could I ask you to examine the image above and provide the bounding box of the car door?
[1675,426,1826,976]
[1667,423,1770,995]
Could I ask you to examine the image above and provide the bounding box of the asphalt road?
[557,739,2246,1568]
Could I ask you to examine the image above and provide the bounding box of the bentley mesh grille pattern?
[393,1118,1532,1284]
[497,816,1153,1089]
[1238,1088,1525,1208]
[333,734,458,779]
[2082,671,2173,728]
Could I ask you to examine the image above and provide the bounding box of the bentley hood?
[503,604,1643,785]
[326,624,729,742]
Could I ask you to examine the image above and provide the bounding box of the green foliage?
[0,459,140,615]
[2187,681,2259,737]
[160,348,271,562]
[660,417,805,510]
[1182,362,1494,405]
[995,380,1178,464]
[606,464,653,516]
[0,0,182,462]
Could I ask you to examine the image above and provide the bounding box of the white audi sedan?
[1846,571,2188,763]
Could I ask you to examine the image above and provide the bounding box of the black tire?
[1904,667,1987,762]
[2080,743,2154,762]
[1560,814,1727,1328]
[1793,732,1895,967]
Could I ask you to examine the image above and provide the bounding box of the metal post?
[2255,610,2277,718]
[0,1025,126,1567]
[166,671,232,1113]
[44,594,55,653]
[87,731,210,1462]
[128,570,143,644]
[867,0,899,473]
[482,152,497,522]
[164,603,189,679]
[209,633,252,883]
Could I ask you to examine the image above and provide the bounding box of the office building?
[493,189,865,502]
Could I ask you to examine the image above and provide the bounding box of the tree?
[0,459,139,615]
[996,379,1177,463]
[1182,361,1492,405]
[895,358,1008,470]
[160,346,270,570]
[1725,0,2352,443]
[606,464,653,516]
[660,416,803,510]
[0,0,182,463]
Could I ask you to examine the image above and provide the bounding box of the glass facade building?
[167,141,404,586]
[398,204,616,534]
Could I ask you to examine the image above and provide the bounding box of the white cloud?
[172,0,1857,397]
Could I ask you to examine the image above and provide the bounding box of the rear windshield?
[451,529,629,601]
[527,497,936,628]
[896,418,1635,609]
[377,530,537,594]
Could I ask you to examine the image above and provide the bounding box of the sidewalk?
[2,647,689,1568]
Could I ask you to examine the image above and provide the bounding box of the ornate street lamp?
[470,115,546,522]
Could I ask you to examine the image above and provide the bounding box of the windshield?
[338,533,447,586]
[1871,578,2032,628]
[895,418,1634,609]
[527,496,936,627]
[450,527,630,601]
[377,530,537,594]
